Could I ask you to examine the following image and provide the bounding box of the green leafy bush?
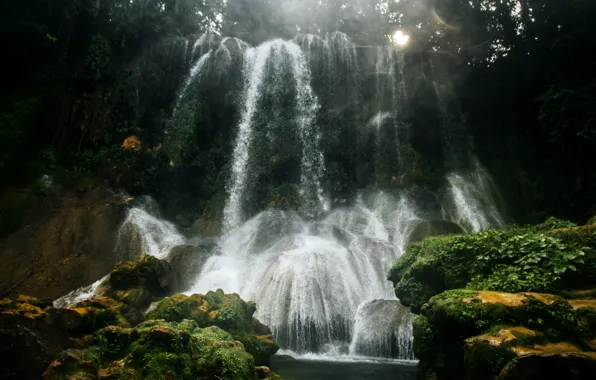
[389,220,594,311]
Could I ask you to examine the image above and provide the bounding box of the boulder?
[42,320,260,380]
[146,289,279,365]
[165,244,213,291]
[109,254,181,296]
[256,366,282,380]
[412,289,593,379]
[0,313,73,379]
[465,327,596,379]
[0,185,133,300]
[0,294,127,379]
[498,351,596,379]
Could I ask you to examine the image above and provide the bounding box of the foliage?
[389,219,594,312]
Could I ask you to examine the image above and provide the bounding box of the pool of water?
[270,357,418,380]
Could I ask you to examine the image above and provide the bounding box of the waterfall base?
[270,356,417,380]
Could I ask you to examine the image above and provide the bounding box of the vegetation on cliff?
[389,218,596,312]
[0,256,280,380]
[391,217,596,379]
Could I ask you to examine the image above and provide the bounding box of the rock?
[0,313,74,379]
[569,299,596,350]
[465,327,596,379]
[272,354,295,361]
[165,245,212,291]
[256,366,282,380]
[146,289,279,365]
[407,220,464,244]
[498,351,596,379]
[0,184,133,300]
[423,290,578,339]
[412,289,590,379]
[42,320,259,380]
[109,254,181,297]
[350,299,416,359]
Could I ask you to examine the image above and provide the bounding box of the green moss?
[423,290,578,339]
[464,337,517,379]
[45,321,258,380]
[147,290,257,334]
[412,316,437,362]
[144,352,191,380]
[389,223,596,311]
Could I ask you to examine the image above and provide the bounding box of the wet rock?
[498,350,596,379]
[0,185,133,300]
[43,321,259,380]
[109,254,181,297]
[350,299,415,359]
[166,245,212,291]
[146,289,279,365]
[464,327,596,379]
[256,366,282,379]
[412,289,593,379]
[0,313,73,379]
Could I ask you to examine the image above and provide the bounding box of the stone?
[146,289,278,365]
[0,185,133,300]
[256,366,282,379]
[109,254,181,297]
[43,321,259,380]
[165,244,213,291]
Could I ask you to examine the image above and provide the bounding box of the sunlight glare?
[392,30,410,46]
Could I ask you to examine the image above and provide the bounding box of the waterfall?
[223,39,327,232]
[54,198,186,307]
[191,191,420,358]
[348,300,415,359]
[444,159,505,232]
[117,206,185,260]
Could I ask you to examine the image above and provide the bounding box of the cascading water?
[53,33,510,364]
[444,159,505,232]
[223,39,328,232]
[54,198,186,307]
[191,191,419,359]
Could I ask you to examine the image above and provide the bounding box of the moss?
[108,254,178,297]
[42,348,102,379]
[45,321,259,380]
[147,290,257,333]
[234,333,279,366]
[412,316,436,362]
[144,352,191,380]
[389,223,596,312]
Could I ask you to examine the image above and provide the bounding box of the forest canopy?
[0,0,595,228]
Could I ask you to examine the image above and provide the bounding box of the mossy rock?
[43,320,259,380]
[413,289,589,379]
[146,290,278,364]
[423,290,578,339]
[465,327,596,379]
[389,224,596,313]
[568,299,596,349]
[165,245,213,291]
[146,290,256,332]
[498,349,596,379]
[255,366,282,380]
[464,327,545,379]
[108,254,181,297]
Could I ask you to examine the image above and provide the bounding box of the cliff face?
[389,218,596,379]
[0,185,133,300]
